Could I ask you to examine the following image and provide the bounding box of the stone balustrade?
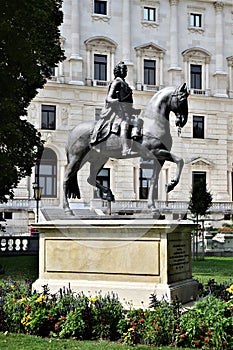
[0,236,39,256]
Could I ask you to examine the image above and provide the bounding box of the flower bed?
[0,279,233,348]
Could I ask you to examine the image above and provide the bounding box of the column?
[122,0,131,63]
[122,0,134,86]
[215,1,224,73]
[69,0,84,84]
[168,0,182,85]
[213,1,227,96]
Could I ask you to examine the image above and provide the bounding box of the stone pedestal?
[32,219,198,308]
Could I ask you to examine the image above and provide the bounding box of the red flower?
[139,318,144,323]
[25,305,31,312]
[180,333,186,338]
[204,337,210,343]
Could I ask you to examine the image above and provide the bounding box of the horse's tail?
[64,145,81,199]
[67,175,81,199]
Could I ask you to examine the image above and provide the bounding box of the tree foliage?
[0,0,65,202]
[188,180,213,219]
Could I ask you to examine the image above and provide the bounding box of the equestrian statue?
[63,61,189,214]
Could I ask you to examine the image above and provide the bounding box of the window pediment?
[135,42,165,58]
[85,36,117,52]
[182,47,211,63]
[188,157,212,167]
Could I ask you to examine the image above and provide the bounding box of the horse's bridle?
[169,89,188,136]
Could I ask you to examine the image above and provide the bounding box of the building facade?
[1,0,233,234]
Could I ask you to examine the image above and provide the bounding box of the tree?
[0,0,65,202]
[188,179,213,260]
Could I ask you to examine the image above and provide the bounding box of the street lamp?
[33,182,42,223]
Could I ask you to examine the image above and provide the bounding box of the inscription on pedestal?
[168,237,191,283]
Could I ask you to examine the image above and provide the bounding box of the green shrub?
[118,300,178,346]
[176,296,233,349]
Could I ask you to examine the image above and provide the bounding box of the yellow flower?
[21,314,32,327]
[128,327,134,332]
[226,285,233,294]
[35,295,46,303]
[20,297,27,303]
[89,296,97,304]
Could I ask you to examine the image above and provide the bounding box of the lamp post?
[33,182,42,223]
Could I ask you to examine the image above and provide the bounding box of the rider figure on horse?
[90,61,141,156]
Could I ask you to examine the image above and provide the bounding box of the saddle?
[90,103,142,145]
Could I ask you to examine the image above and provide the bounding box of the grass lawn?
[192,256,233,285]
[0,332,193,350]
[0,255,38,282]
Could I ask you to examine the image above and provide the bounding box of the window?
[182,48,211,95]
[94,54,107,81]
[94,168,110,198]
[95,108,102,120]
[139,159,155,200]
[190,64,202,90]
[190,13,202,27]
[4,212,12,220]
[41,105,56,130]
[144,7,156,22]
[49,67,55,76]
[135,43,165,91]
[193,116,204,139]
[35,148,57,198]
[94,0,107,15]
[141,2,159,28]
[192,171,206,189]
[139,168,154,199]
[85,37,116,86]
[144,59,156,85]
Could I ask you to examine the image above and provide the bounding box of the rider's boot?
[131,116,142,140]
[121,121,137,156]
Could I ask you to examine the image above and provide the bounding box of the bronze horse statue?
[63,83,189,214]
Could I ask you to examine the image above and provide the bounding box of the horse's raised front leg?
[165,154,184,193]
[154,149,184,193]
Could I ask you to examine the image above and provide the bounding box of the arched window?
[35,148,57,198]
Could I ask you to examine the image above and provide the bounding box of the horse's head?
[170,83,189,128]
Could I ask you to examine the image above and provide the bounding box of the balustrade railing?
[0,236,39,256]
[110,200,233,213]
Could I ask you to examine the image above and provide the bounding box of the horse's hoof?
[148,207,160,218]
[64,208,74,216]
[165,180,178,193]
